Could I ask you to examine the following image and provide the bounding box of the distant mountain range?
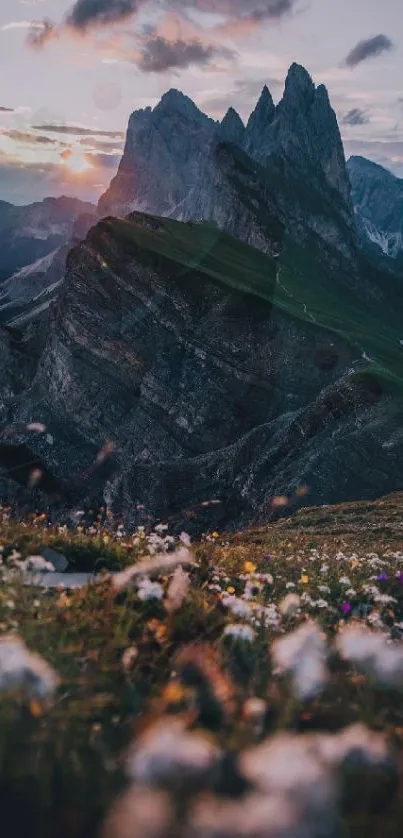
[348,156,403,265]
[0,64,403,528]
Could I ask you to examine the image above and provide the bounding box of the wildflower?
[102,788,173,838]
[301,574,309,584]
[336,626,403,685]
[126,719,220,788]
[339,576,351,586]
[243,697,267,722]
[317,723,391,770]
[137,578,164,601]
[121,647,138,671]
[271,622,328,699]
[240,732,336,814]
[396,571,403,584]
[378,572,389,582]
[113,547,194,590]
[244,561,257,574]
[279,593,301,618]
[320,563,329,574]
[165,567,190,613]
[223,624,255,642]
[226,586,236,595]
[222,596,252,620]
[0,635,59,698]
[179,531,191,547]
[244,579,263,600]
[318,585,330,594]
[286,582,296,590]
[341,603,352,615]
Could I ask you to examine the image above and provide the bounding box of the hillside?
[1,495,403,837]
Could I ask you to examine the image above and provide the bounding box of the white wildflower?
[126,719,219,787]
[285,582,296,590]
[223,624,255,642]
[317,724,390,769]
[113,547,194,591]
[345,589,357,598]
[222,596,252,620]
[320,564,329,574]
[240,733,336,814]
[165,567,190,613]
[244,579,263,601]
[318,585,330,594]
[279,594,301,618]
[137,578,164,601]
[179,532,192,547]
[339,576,351,586]
[336,626,403,685]
[272,622,328,699]
[0,635,59,698]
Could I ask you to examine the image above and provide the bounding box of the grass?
[1,496,403,836]
[98,212,403,398]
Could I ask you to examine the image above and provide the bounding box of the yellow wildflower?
[244,561,257,574]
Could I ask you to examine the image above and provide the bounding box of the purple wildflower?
[378,572,389,582]
[341,603,352,615]
[396,571,403,584]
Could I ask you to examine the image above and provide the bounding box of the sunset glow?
[63,150,92,175]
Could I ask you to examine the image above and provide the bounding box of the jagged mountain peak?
[155,88,207,121]
[220,107,245,144]
[247,85,275,129]
[281,62,315,110]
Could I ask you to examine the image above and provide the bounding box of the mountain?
[1,64,403,528]
[348,156,403,263]
[0,196,96,283]
[99,66,355,260]
[0,212,96,327]
[1,210,402,529]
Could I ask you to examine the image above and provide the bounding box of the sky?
[0,0,402,205]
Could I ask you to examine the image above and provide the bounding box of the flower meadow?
[0,498,403,836]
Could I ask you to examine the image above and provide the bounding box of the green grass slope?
[102,213,403,396]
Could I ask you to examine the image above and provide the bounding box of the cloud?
[32,124,124,138]
[342,108,370,126]
[0,148,113,204]
[65,0,141,32]
[0,107,15,113]
[0,129,59,145]
[27,18,57,48]
[84,151,122,168]
[79,138,125,152]
[344,35,394,68]
[137,35,232,73]
[170,0,299,23]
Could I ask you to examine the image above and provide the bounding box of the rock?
[40,547,68,573]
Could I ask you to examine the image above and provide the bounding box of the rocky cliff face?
[348,156,403,262]
[0,196,96,283]
[1,211,402,530]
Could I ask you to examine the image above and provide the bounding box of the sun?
[63,151,92,175]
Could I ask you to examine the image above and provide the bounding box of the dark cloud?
[1,129,58,146]
[342,108,370,126]
[66,0,140,31]
[138,35,232,73]
[344,34,394,68]
[0,106,15,113]
[169,0,299,22]
[32,124,124,138]
[27,19,57,49]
